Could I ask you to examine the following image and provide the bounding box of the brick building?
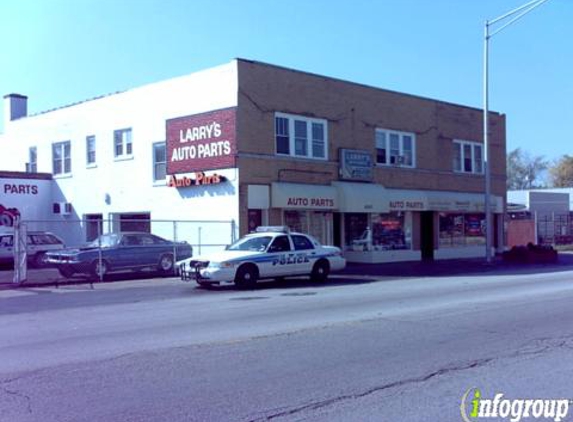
[0,59,506,262]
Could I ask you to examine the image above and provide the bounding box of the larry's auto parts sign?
[166,108,237,174]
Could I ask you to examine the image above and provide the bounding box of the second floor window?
[28,146,37,173]
[86,135,96,166]
[453,140,483,174]
[275,113,327,160]
[375,129,415,167]
[52,141,71,176]
[114,128,133,159]
[153,142,166,181]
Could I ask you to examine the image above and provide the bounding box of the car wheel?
[234,264,258,289]
[32,252,48,269]
[311,259,330,283]
[57,266,75,279]
[158,254,175,274]
[91,259,109,280]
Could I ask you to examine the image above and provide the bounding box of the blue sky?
[1,0,571,161]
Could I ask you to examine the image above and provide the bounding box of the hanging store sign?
[166,108,237,174]
[339,149,373,182]
[167,172,227,188]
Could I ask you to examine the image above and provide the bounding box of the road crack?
[245,357,494,422]
[246,333,573,422]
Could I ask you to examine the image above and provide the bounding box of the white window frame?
[114,128,133,160]
[52,141,72,176]
[274,112,328,160]
[28,146,37,173]
[152,142,167,182]
[86,135,96,167]
[375,128,416,168]
[453,140,484,175]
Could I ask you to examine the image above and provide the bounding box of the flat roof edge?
[236,58,503,116]
[0,171,53,180]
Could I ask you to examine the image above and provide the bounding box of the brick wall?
[235,59,506,234]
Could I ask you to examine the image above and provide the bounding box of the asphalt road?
[2,267,573,422]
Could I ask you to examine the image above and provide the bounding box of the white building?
[0,62,239,248]
[1,59,507,262]
[508,190,571,218]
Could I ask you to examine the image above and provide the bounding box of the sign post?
[12,218,27,284]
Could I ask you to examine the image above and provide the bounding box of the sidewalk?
[1,253,572,290]
[0,267,161,290]
[341,252,573,278]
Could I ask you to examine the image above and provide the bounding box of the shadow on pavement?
[193,253,573,293]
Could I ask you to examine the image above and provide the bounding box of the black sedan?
[46,232,193,279]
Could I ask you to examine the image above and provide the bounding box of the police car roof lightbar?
[255,226,290,233]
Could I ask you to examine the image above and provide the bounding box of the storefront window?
[372,213,411,250]
[464,213,486,246]
[284,210,331,245]
[344,212,412,252]
[344,213,370,251]
[284,210,308,234]
[439,213,485,247]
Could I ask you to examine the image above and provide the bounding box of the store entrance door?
[333,212,341,248]
[420,211,434,261]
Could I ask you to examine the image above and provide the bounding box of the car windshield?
[227,235,273,252]
[85,234,120,248]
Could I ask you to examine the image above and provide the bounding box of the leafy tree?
[548,155,573,188]
[506,148,548,190]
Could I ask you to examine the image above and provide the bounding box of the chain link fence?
[537,214,573,246]
[0,218,236,285]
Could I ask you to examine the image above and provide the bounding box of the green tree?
[548,155,573,187]
[506,148,548,190]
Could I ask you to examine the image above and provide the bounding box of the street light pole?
[483,0,550,263]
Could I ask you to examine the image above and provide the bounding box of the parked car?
[0,231,65,268]
[178,226,346,289]
[46,232,193,279]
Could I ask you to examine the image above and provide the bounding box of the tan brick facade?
[234,59,506,238]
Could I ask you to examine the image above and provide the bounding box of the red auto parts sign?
[166,108,237,174]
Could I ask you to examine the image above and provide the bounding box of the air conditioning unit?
[53,202,72,215]
[61,202,72,216]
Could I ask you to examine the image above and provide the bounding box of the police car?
[178,226,346,288]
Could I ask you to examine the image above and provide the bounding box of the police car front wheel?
[235,265,259,289]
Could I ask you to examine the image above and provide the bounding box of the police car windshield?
[228,235,273,252]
